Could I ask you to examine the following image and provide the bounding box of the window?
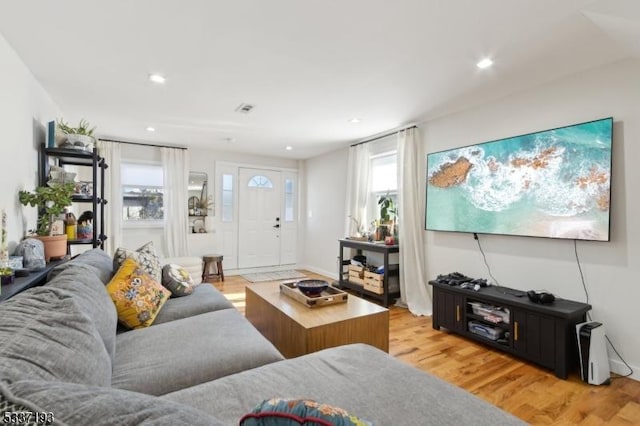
[221,173,234,222]
[371,152,397,193]
[370,151,398,224]
[247,175,273,188]
[121,162,164,222]
[284,178,294,222]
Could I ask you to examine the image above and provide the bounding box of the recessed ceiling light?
[146,126,156,132]
[148,73,166,84]
[476,58,493,69]
[285,146,293,151]
[349,118,361,123]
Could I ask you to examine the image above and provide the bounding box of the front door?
[238,168,281,268]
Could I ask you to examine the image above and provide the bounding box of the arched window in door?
[247,175,273,188]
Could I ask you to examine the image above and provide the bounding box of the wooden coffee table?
[245,282,389,358]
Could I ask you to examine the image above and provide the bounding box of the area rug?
[241,270,306,283]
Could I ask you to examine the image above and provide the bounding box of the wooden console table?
[0,260,65,302]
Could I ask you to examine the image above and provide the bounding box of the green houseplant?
[18,183,75,261]
[57,118,97,149]
[377,194,396,224]
[376,193,397,240]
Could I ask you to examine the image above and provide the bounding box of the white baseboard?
[609,358,639,382]
[297,264,338,282]
[225,264,300,276]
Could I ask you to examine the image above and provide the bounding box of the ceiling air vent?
[235,103,256,114]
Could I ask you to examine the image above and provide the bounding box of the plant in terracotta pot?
[18,183,75,261]
[56,118,97,150]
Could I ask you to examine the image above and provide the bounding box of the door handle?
[273,224,280,228]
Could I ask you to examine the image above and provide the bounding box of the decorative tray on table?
[279,280,348,308]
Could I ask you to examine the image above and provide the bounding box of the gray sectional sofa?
[0,249,524,425]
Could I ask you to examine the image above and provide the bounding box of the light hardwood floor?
[207,271,640,425]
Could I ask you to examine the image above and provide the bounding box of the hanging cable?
[474,233,500,286]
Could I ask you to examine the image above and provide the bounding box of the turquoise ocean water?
[425,118,612,240]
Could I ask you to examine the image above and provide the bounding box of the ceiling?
[1,0,639,159]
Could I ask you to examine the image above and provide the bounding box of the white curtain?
[161,147,189,257]
[397,127,432,315]
[96,140,122,256]
[344,144,371,237]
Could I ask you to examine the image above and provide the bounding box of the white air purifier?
[576,321,611,385]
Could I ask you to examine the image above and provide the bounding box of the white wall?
[301,147,349,278]
[119,145,299,259]
[0,33,61,251]
[423,57,640,379]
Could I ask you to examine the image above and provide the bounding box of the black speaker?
[527,290,555,304]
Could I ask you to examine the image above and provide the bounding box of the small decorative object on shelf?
[65,211,77,240]
[14,239,45,271]
[74,181,93,197]
[77,211,93,240]
[48,165,76,185]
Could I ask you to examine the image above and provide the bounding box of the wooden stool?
[202,254,224,282]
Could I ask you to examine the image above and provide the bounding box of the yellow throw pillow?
[107,258,171,329]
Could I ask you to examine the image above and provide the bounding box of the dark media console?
[429,279,591,379]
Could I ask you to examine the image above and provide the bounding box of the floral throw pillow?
[106,258,170,329]
[161,264,195,297]
[239,398,371,426]
[113,241,162,282]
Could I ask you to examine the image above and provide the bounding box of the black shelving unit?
[39,143,108,252]
[337,238,400,307]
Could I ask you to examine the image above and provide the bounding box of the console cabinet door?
[433,288,465,332]
[512,309,556,369]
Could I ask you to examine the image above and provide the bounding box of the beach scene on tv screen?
[426,118,612,241]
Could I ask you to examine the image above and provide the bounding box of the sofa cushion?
[152,284,234,325]
[240,398,371,426]
[162,256,204,285]
[113,241,162,282]
[48,248,114,284]
[0,287,112,387]
[0,380,224,426]
[163,344,525,425]
[107,258,171,329]
[161,263,195,297]
[45,263,118,363]
[112,308,284,396]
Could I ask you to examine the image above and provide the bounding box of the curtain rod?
[99,138,187,150]
[350,124,417,147]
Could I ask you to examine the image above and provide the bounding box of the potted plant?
[56,118,97,150]
[377,193,397,240]
[18,183,75,262]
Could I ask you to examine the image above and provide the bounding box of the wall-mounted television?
[425,117,613,241]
